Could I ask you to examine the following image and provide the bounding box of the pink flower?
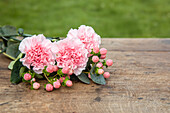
[67,25,101,56]
[62,67,69,74]
[51,38,88,75]
[100,54,106,59]
[100,48,107,55]
[96,62,103,68]
[93,47,99,53]
[33,82,40,90]
[92,56,99,63]
[66,80,73,87]
[19,34,55,74]
[30,78,36,83]
[106,59,113,66]
[53,65,58,72]
[103,72,110,78]
[46,65,54,73]
[53,80,61,89]
[46,84,53,92]
[88,73,91,79]
[59,77,65,83]
[98,69,104,74]
[24,73,32,81]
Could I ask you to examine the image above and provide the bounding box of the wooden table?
[0,38,170,113]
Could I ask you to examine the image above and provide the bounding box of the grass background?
[0,0,170,38]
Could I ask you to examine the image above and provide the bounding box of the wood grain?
[0,38,170,113]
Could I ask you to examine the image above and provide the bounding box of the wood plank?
[0,38,170,113]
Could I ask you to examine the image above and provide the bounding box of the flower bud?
[100,48,107,55]
[106,59,113,66]
[103,72,110,78]
[100,54,106,59]
[88,73,91,79]
[53,80,61,89]
[46,84,53,92]
[59,77,65,83]
[92,56,99,63]
[24,73,32,81]
[53,65,58,72]
[66,80,73,87]
[33,82,40,90]
[96,62,103,68]
[93,47,99,53]
[46,65,54,73]
[62,67,69,74]
[98,69,104,74]
[30,78,36,83]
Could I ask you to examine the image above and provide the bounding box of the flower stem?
[83,72,89,74]
[44,74,51,83]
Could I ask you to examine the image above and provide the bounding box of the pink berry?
[100,54,106,59]
[92,56,99,63]
[93,47,99,53]
[88,73,91,79]
[53,65,58,72]
[33,82,40,90]
[100,48,107,55]
[30,78,36,83]
[106,59,113,66]
[24,73,32,81]
[62,67,69,74]
[66,80,73,87]
[46,65,54,73]
[59,77,65,83]
[46,84,53,92]
[53,80,61,89]
[96,62,103,68]
[103,72,110,78]
[98,69,104,74]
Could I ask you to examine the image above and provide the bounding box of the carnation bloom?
[51,38,88,75]
[67,25,101,56]
[19,34,55,74]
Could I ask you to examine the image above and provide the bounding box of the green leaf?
[8,61,15,70]
[90,64,106,85]
[18,28,24,35]
[10,59,23,84]
[6,40,20,58]
[35,74,44,79]
[77,73,90,84]
[1,25,18,37]
[19,67,26,77]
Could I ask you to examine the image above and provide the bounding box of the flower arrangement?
[0,25,113,92]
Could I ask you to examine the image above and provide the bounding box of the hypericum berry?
[66,80,73,87]
[93,47,99,53]
[100,54,106,59]
[103,72,110,78]
[53,80,61,89]
[46,84,53,92]
[88,73,91,79]
[106,59,113,66]
[46,65,54,73]
[92,56,99,63]
[96,62,103,68]
[33,82,40,90]
[62,67,69,74]
[98,69,104,74]
[24,73,32,81]
[100,48,107,55]
[53,65,58,72]
[30,78,36,83]
[59,77,65,83]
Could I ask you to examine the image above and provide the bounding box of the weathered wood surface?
[0,38,170,113]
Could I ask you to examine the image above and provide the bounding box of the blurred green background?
[0,0,170,38]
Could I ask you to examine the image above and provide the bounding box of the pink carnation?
[19,34,55,74]
[67,25,101,56]
[51,38,88,75]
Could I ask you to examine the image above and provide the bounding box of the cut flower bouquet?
[0,25,113,92]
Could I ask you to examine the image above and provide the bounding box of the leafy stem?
[44,74,51,83]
